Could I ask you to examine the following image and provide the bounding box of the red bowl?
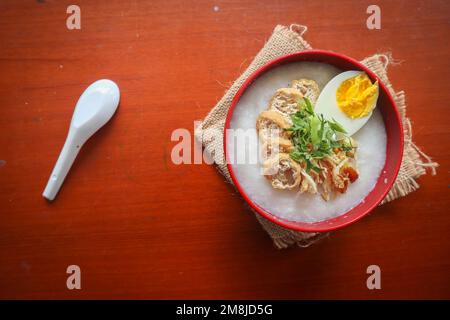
[224,50,403,232]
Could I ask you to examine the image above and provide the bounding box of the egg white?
[314,70,379,136]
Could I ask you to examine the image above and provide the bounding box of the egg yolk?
[336,73,378,119]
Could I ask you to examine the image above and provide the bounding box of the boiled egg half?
[314,71,379,136]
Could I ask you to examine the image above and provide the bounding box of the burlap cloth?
[195,24,438,249]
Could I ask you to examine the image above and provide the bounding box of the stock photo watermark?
[366,265,381,290]
[66,5,81,30]
[66,265,81,290]
[170,121,278,168]
[366,5,381,30]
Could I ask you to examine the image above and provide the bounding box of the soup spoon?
[43,79,120,201]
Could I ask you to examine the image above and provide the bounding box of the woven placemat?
[195,24,438,249]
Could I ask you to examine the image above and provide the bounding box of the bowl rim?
[223,49,404,232]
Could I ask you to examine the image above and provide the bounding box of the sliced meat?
[263,153,302,190]
[268,88,303,117]
[290,79,320,105]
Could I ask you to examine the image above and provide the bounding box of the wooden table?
[0,0,449,299]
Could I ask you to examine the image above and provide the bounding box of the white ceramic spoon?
[43,79,120,201]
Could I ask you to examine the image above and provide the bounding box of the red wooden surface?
[0,0,449,299]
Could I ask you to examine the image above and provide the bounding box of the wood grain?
[0,0,449,299]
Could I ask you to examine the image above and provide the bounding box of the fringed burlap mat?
[195,24,438,249]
